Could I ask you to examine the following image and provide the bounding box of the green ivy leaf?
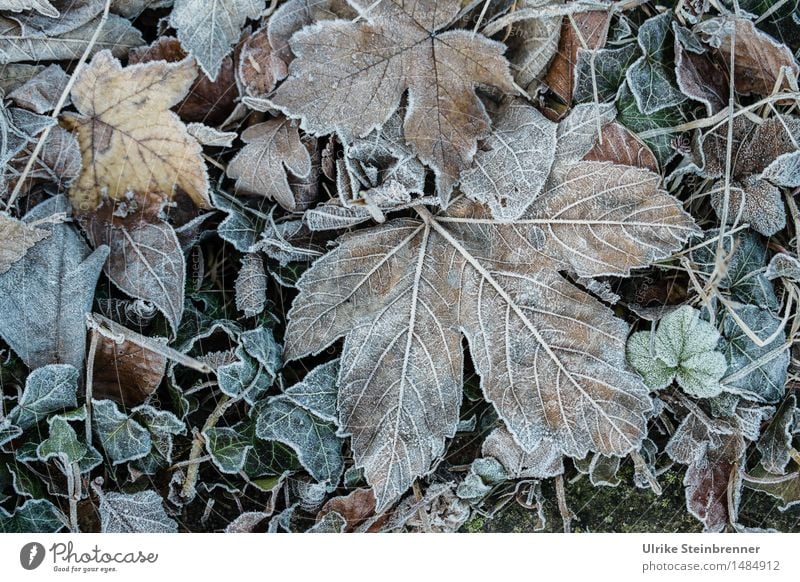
[721,306,789,404]
[617,83,686,168]
[283,359,339,424]
[0,498,63,533]
[255,396,343,485]
[6,364,78,430]
[97,489,178,533]
[92,399,152,465]
[36,416,102,472]
[626,12,686,114]
[131,405,186,474]
[204,426,251,474]
[574,43,640,103]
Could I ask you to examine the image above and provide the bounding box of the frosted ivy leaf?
[761,151,800,188]
[255,395,343,484]
[209,190,266,253]
[699,116,799,236]
[170,0,264,80]
[690,229,778,310]
[459,98,556,221]
[0,196,109,371]
[216,347,273,404]
[616,84,686,168]
[626,13,686,115]
[0,499,63,533]
[92,399,152,465]
[766,253,800,281]
[285,167,695,507]
[756,395,796,475]
[98,489,178,533]
[6,364,77,430]
[239,326,281,375]
[626,306,727,398]
[204,426,251,474]
[552,103,616,168]
[37,416,103,472]
[720,306,788,404]
[131,405,186,474]
[573,43,640,103]
[481,425,563,480]
[743,464,800,511]
[0,422,22,447]
[665,410,737,466]
[283,359,339,424]
[269,0,515,203]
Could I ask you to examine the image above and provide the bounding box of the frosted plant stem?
[181,394,236,500]
[3,0,112,211]
[555,474,572,533]
[85,329,99,445]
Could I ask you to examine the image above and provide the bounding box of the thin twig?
[3,0,112,211]
[84,329,99,445]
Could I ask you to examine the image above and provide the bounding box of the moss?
[461,515,486,533]
[466,463,800,533]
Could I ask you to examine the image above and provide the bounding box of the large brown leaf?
[269,0,515,202]
[64,50,210,212]
[285,161,697,508]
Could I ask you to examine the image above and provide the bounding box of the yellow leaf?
[65,50,210,211]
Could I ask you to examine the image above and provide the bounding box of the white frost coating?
[98,489,178,533]
[170,0,264,80]
[627,306,727,398]
[285,186,695,507]
[6,364,78,430]
[92,399,152,465]
[552,103,617,168]
[460,98,557,221]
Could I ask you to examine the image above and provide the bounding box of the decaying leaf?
[0,0,59,17]
[238,26,287,98]
[0,211,49,274]
[82,194,186,335]
[543,10,609,105]
[64,50,210,211]
[269,0,515,201]
[696,16,800,96]
[235,252,267,317]
[460,98,556,221]
[0,196,108,371]
[505,0,561,93]
[7,63,68,114]
[227,117,312,211]
[481,425,563,480]
[91,334,168,405]
[673,22,728,115]
[96,488,178,533]
[170,0,264,81]
[285,160,696,507]
[128,36,238,125]
[583,121,658,172]
[0,12,144,64]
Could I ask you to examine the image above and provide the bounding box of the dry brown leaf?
[82,193,186,335]
[7,64,69,114]
[583,121,658,172]
[64,50,210,212]
[696,16,799,96]
[0,212,50,274]
[674,23,728,115]
[91,334,168,406]
[269,0,516,201]
[317,488,377,532]
[9,125,81,193]
[700,116,799,235]
[238,27,287,99]
[129,36,238,125]
[227,117,312,211]
[543,11,609,106]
